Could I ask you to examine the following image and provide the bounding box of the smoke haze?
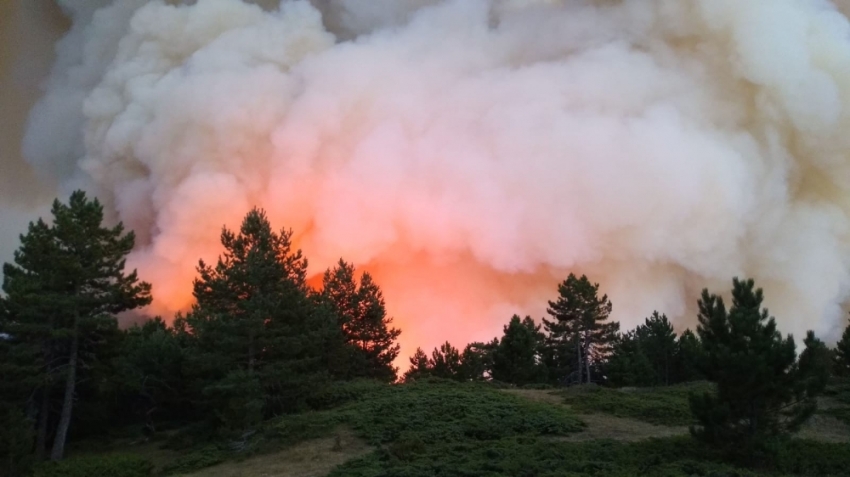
[6,0,850,362]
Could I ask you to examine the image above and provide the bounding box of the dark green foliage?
[338,381,583,444]
[798,331,831,397]
[202,370,265,433]
[112,318,186,433]
[331,430,850,477]
[319,260,401,382]
[491,315,544,386]
[543,274,618,385]
[181,208,337,427]
[264,380,582,448]
[635,311,676,385]
[607,318,703,387]
[2,191,152,460]
[429,342,463,380]
[0,407,35,477]
[606,330,656,387]
[403,339,497,383]
[835,316,850,376]
[459,340,496,381]
[32,454,153,477]
[560,381,712,426]
[674,329,703,383]
[158,446,226,476]
[689,278,823,456]
[401,347,430,382]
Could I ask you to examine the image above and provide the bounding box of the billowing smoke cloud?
[12,0,850,361]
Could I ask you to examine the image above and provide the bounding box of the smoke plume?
[10,0,850,361]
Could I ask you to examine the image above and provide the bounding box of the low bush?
[33,454,153,477]
[559,381,713,426]
[158,445,226,476]
[340,380,584,444]
[332,434,850,477]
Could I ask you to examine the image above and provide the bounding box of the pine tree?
[673,329,703,383]
[403,348,431,382]
[543,274,617,384]
[689,278,823,456]
[2,191,152,460]
[114,317,186,434]
[798,331,831,397]
[459,340,497,381]
[320,260,401,381]
[184,208,335,427]
[635,311,676,385]
[835,316,850,376]
[491,316,544,386]
[429,342,463,380]
[606,330,654,387]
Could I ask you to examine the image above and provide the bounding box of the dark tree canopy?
[634,311,677,385]
[835,316,850,376]
[689,278,824,456]
[181,208,336,428]
[491,315,544,386]
[320,260,401,382]
[543,274,617,384]
[1,191,151,460]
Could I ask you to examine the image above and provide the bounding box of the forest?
[2,191,850,477]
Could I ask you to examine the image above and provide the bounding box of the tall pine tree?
[635,311,677,385]
[543,274,617,384]
[491,315,544,386]
[183,208,336,428]
[689,278,824,456]
[320,260,401,382]
[402,347,431,382]
[2,191,152,460]
[835,315,850,376]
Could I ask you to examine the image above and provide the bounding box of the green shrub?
[33,454,153,477]
[0,407,35,477]
[340,380,584,444]
[772,439,850,475]
[559,382,713,426]
[158,445,226,476]
[330,436,765,477]
[305,379,387,410]
[332,434,850,477]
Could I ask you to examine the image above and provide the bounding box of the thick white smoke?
[13,0,850,359]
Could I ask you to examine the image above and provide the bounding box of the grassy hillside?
[557,381,713,426]
[53,380,850,477]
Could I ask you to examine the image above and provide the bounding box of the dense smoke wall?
[0,0,68,287]
[8,0,850,361]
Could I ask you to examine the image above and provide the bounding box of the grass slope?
[557,381,713,426]
[61,379,850,477]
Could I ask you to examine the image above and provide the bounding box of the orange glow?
[132,209,569,372]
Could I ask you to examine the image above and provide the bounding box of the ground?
[180,428,371,477]
[60,380,850,476]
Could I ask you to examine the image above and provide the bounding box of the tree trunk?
[248,329,256,374]
[575,337,582,385]
[50,330,78,461]
[585,349,592,384]
[36,391,50,460]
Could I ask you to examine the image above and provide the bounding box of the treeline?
[0,191,846,474]
[0,192,400,475]
[402,275,703,388]
[403,274,841,459]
